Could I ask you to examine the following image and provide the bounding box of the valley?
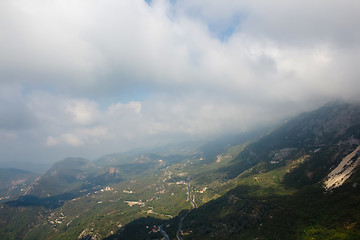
[1,102,360,239]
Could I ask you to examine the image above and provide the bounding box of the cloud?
[1,0,360,169]
[46,126,108,147]
[107,102,142,116]
[0,84,37,130]
[60,133,84,147]
[1,0,359,99]
[65,99,101,125]
[46,136,58,147]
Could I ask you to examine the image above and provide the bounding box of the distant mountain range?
[1,101,360,240]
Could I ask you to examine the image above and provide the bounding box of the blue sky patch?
[210,12,248,42]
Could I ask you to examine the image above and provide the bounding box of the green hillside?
[1,102,360,240]
[0,168,39,203]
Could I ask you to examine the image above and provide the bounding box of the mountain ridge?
[1,101,360,239]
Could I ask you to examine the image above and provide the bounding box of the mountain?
[174,101,360,239]
[1,101,360,240]
[0,168,39,202]
[22,157,96,198]
[217,101,360,180]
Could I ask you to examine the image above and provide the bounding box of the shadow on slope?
[102,216,166,240]
[181,177,360,240]
[4,190,85,209]
[103,168,360,240]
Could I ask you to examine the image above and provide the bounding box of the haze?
[1,0,360,172]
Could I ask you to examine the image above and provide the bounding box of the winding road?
[176,177,196,240]
[187,177,197,209]
[159,225,170,240]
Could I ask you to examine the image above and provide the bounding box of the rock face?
[78,229,100,240]
[324,145,360,190]
[226,101,360,187]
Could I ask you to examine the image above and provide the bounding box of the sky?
[1,0,360,172]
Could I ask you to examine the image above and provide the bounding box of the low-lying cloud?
[1,0,360,169]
